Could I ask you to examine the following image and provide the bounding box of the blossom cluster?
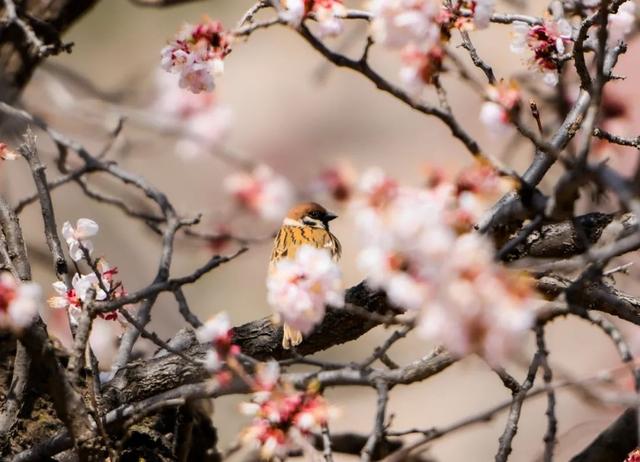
[369,0,495,95]
[626,449,640,462]
[154,71,233,159]
[161,18,231,93]
[281,0,347,37]
[309,160,357,202]
[267,245,344,336]
[509,1,635,86]
[0,272,41,332]
[606,1,636,45]
[48,219,123,326]
[479,80,522,136]
[241,371,331,460]
[352,166,538,365]
[224,165,295,222]
[0,142,17,161]
[196,311,240,374]
[510,3,572,86]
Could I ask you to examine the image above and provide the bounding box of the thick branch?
[103,282,402,407]
[503,212,637,261]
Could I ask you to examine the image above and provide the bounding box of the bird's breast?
[270,225,341,268]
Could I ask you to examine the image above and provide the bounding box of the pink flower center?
[0,284,16,313]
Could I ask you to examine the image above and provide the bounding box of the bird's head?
[284,202,338,230]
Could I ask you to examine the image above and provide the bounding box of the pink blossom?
[369,0,443,50]
[480,81,521,136]
[196,312,240,372]
[0,272,41,331]
[480,81,520,135]
[241,386,331,459]
[0,142,17,161]
[626,449,640,462]
[161,19,231,94]
[607,1,636,45]
[281,0,346,37]
[471,0,495,30]
[418,234,537,365]
[61,218,99,262]
[353,166,399,214]
[351,168,537,365]
[281,0,306,25]
[314,0,347,37]
[399,44,444,96]
[254,361,281,391]
[453,164,511,223]
[354,181,456,309]
[309,160,357,202]
[510,10,572,86]
[154,71,233,159]
[267,245,344,335]
[441,0,494,31]
[224,165,295,222]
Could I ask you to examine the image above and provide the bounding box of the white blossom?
[161,19,231,94]
[510,12,572,86]
[369,0,442,50]
[154,71,233,160]
[281,0,346,37]
[351,168,539,365]
[196,312,237,372]
[224,165,295,222]
[281,0,306,26]
[480,81,521,136]
[473,0,495,30]
[608,1,636,45]
[315,1,347,37]
[196,311,232,344]
[0,142,17,161]
[48,272,108,326]
[267,245,344,335]
[61,218,99,262]
[0,273,41,331]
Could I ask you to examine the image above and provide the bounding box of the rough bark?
[0,0,100,101]
[103,281,395,408]
[503,212,637,262]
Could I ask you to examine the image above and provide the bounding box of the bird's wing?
[329,231,342,260]
[270,227,291,263]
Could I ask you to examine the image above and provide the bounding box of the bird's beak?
[325,212,338,222]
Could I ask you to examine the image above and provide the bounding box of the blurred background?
[1,0,640,460]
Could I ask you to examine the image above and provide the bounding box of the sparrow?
[269,202,342,349]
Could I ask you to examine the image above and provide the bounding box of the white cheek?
[283,217,304,227]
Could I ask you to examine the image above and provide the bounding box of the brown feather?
[270,225,341,271]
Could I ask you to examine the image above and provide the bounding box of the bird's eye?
[308,210,321,219]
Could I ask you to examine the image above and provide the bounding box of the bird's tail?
[282,323,303,349]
